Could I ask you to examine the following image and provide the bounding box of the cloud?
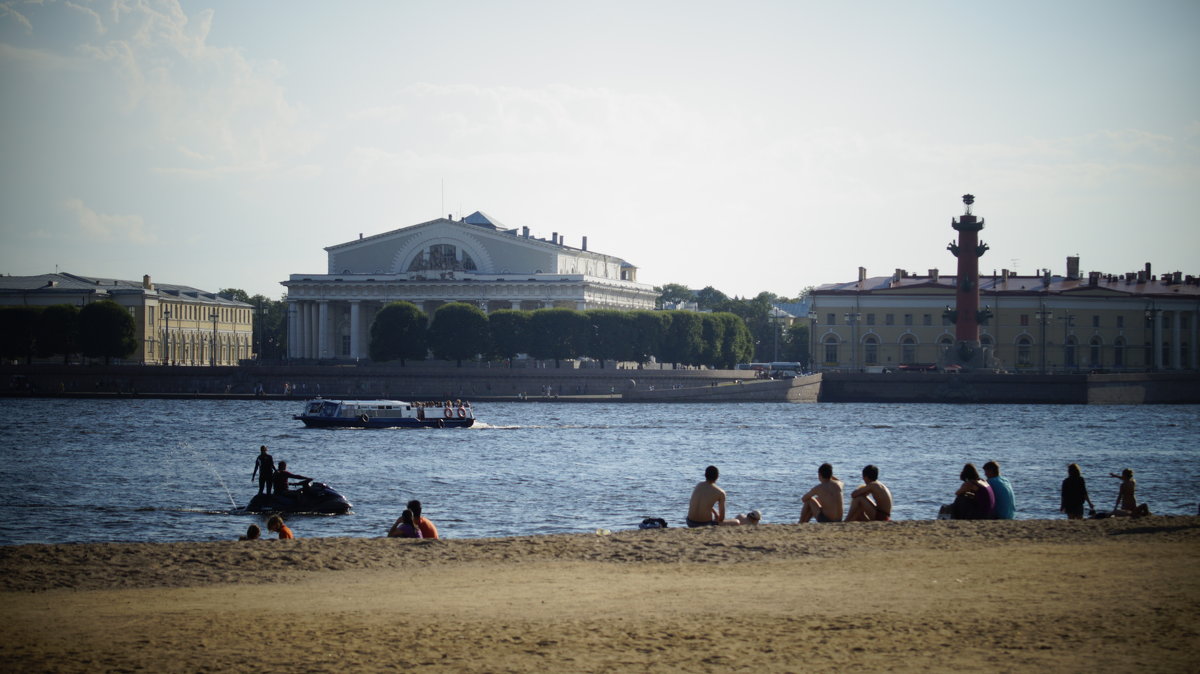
[62,198,155,243]
[0,0,34,34]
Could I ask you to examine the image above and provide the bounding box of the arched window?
[407,244,477,272]
[1089,336,1103,368]
[1113,337,1125,368]
[863,336,879,365]
[900,335,917,364]
[1016,336,1032,367]
[823,335,839,365]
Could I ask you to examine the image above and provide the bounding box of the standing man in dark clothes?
[252,445,275,495]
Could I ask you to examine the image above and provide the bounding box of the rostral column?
[946,194,989,367]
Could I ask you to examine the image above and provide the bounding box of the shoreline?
[2,517,1197,672]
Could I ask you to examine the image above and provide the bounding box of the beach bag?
[638,517,668,529]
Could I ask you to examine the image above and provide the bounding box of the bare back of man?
[846,465,893,522]
[687,481,726,527]
[800,479,844,523]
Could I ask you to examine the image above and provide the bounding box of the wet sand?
[2,517,1198,672]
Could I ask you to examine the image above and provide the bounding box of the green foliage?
[628,310,668,363]
[716,312,754,368]
[369,301,428,365]
[218,288,252,303]
[655,283,694,309]
[429,303,490,366]
[698,313,726,367]
[527,308,589,366]
[78,300,137,364]
[487,309,529,365]
[0,306,41,363]
[36,304,80,363]
[248,294,287,361]
[660,311,704,367]
[583,309,634,368]
[784,323,811,367]
[695,286,729,311]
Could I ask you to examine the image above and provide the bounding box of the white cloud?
[62,198,154,243]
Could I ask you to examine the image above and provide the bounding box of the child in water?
[239,523,261,540]
[266,515,294,539]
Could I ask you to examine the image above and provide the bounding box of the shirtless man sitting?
[845,464,893,522]
[799,463,844,523]
[1110,468,1151,517]
[686,465,726,527]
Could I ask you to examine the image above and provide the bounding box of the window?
[1089,337,1102,368]
[864,337,879,365]
[1064,336,1077,368]
[903,314,913,326]
[1116,315,1124,329]
[1020,314,1030,327]
[866,314,875,326]
[341,335,351,357]
[1092,315,1100,328]
[1114,338,1125,368]
[823,335,839,364]
[923,314,932,326]
[1017,337,1032,367]
[900,336,917,364]
[885,314,894,326]
[407,244,477,272]
[827,313,836,326]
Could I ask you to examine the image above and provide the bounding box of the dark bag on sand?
[638,517,668,529]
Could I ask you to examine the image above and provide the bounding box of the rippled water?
[0,398,1196,545]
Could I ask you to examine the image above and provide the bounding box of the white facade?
[283,212,658,360]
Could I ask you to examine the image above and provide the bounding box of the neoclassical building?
[0,273,253,366]
[810,260,1199,373]
[283,212,658,360]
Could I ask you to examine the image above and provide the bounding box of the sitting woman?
[951,463,995,520]
[387,509,424,539]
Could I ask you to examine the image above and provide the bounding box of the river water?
[0,399,1196,545]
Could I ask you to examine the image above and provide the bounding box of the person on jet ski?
[272,461,311,498]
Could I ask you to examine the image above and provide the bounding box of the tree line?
[370,302,756,368]
[0,301,136,364]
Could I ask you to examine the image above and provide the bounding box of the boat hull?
[294,415,475,429]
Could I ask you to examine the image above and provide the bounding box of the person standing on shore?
[799,463,844,523]
[983,461,1015,520]
[845,465,892,521]
[686,465,726,527]
[1060,463,1094,519]
[408,499,439,539]
[251,445,275,495]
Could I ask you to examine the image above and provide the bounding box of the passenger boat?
[294,398,476,428]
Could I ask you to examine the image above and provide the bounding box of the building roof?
[0,273,251,306]
[815,270,1200,300]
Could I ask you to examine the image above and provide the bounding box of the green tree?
[369,301,428,365]
[36,304,80,363]
[248,294,288,361]
[655,283,694,309]
[660,311,704,367]
[429,302,490,366]
[487,309,529,366]
[219,288,252,303]
[583,309,634,367]
[717,312,755,368]
[528,308,589,367]
[785,322,811,368]
[0,306,41,363]
[698,313,726,367]
[629,310,668,363]
[78,300,137,364]
[694,286,729,311]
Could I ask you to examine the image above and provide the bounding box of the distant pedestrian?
[1060,463,1094,520]
[251,445,275,495]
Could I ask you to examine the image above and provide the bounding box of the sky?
[1,0,1198,300]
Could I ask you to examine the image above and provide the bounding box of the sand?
[2,517,1198,673]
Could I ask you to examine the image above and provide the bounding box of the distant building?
[283,211,657,360]
[0,273,253,366]
[809,260,1199,373]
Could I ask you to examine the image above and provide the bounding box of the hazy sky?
[2,0,1197,300]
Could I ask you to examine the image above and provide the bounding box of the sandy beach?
[2,517,1197,673]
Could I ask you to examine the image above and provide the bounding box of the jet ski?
[244,481,352,514]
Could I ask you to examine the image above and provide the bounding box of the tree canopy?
[368,301,428,365]
[429,302,490,366]
[78,300,137,364]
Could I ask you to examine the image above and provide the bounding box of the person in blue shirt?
[984,460,1016,520]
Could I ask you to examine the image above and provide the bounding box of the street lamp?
[162,308,171,365]
[210,310,219,367]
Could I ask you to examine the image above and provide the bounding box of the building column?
[349,300,362,359]
[318,300,330,360]
[302,302,314,359]
[287,301,298,359]
[307,302,318,359]
[298,302,308,359]
[1154,310,1164,370]
[1171,311,1182,370]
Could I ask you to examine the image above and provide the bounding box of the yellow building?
[0,273,253,366]
[810,261,1199,373]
